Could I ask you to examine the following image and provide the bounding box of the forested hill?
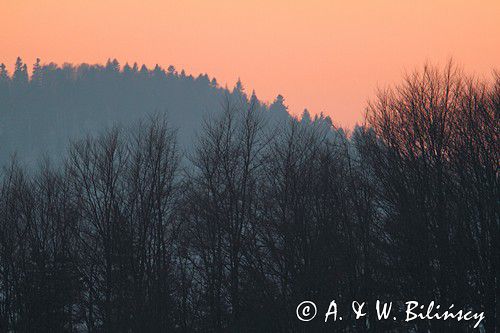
[0,57,333,166]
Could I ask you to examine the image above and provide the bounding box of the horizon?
[2,56,498,129]
[2,0,499,127]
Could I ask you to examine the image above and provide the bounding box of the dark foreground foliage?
[0,63,498,332]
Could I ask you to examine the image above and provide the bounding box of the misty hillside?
[0,58,334,166]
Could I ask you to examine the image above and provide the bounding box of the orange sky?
[2,0,499,127]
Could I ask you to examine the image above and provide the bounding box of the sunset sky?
[2,0,499,127]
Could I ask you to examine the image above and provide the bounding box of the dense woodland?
[0,60,498,332]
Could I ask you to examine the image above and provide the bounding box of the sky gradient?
[2,0,499,127]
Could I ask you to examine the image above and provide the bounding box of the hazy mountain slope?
[1,58,317,166]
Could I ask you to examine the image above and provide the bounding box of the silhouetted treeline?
[0,63,498,332]
[0,57,315,166]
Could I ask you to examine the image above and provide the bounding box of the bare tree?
[360,62,498,331]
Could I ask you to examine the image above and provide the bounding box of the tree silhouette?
[0,61,497,332]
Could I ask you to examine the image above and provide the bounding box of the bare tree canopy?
[0,63,498,332]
